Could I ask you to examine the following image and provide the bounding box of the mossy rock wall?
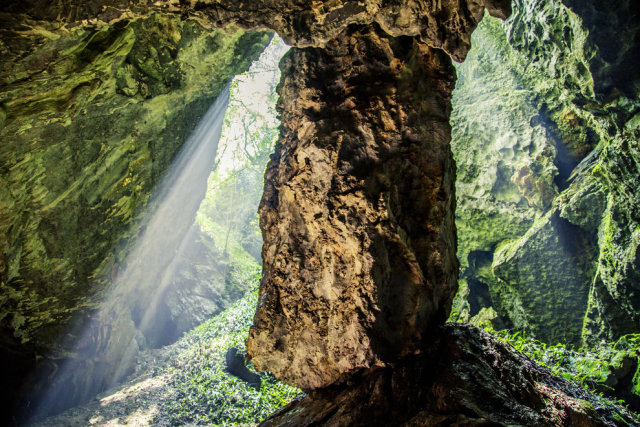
[0,12,268,347]
[451,0,640,346]
[0,10,269,417]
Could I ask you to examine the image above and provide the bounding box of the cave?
[1,0,640,425]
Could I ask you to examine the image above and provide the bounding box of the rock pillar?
[247,25,458,390]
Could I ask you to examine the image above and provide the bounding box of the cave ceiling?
[2,0,511,61]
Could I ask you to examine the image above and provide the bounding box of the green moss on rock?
[451,0,640,349]
[491,210,597,344]
[0,13,270,351]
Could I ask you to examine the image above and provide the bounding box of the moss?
[452,1,640,347]
[0,14,270,348]
[491,210,599,345]
[469,306,499,330]
[448,278,471,322]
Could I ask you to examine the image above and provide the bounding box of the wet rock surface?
[0,0,512,414]
[246,25,458,390]
[0,0,505,393]
[262,324,638,426]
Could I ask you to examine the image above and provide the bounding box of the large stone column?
[246,25,458,390]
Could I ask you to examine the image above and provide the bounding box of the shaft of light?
[29,84,231,420]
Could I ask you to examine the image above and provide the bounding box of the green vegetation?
[187,34,287,309]
[452,5,640,349]
[152,36,301,425]
[482,325,640,417]
[155,281,302,425]
[30,36,298,425]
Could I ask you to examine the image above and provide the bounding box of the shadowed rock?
[261,324,638,426]
[225,347,261,391]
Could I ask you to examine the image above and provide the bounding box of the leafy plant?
[154,282,302,425]
[483,325,640,417]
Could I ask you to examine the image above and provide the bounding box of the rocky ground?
[31,314,640,426]
[264,324,640,426]
[33,368,172,426]
[29,288,300,426]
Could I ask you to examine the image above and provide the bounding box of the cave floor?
[33,348,173,426]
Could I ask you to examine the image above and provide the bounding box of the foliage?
[195,34,288,278]
[150,36,300,425]
[483,325,640,417]
[154,280,302,425]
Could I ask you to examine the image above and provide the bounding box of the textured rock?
[584,134,640,343]
[0,12,268,349]
[2,0,511,61]
[0,0,515,419]
[0,12,269,420]
[561,0,640,100]
[449,0,640,346]
[491,210,597,344]
[246,25,458,390]
[261,324,638,426]
[502,0,640,344]
[500,0,640,344]
[4,0,639,423]
[449,15,559,326]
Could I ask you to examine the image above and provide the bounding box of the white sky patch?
[214,35,290,179]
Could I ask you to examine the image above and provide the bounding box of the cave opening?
[23,36,289,423]
[1,0,639,424]
[465,250,495,317]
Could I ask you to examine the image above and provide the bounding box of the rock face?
[247,26,458,390]
[0,13,267,350]
[499,0,640,345]
[491,210,597,344]
[0,10,269,420]
[449,0,640,346]
[3,0,510,60]
[262,324,638,426]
